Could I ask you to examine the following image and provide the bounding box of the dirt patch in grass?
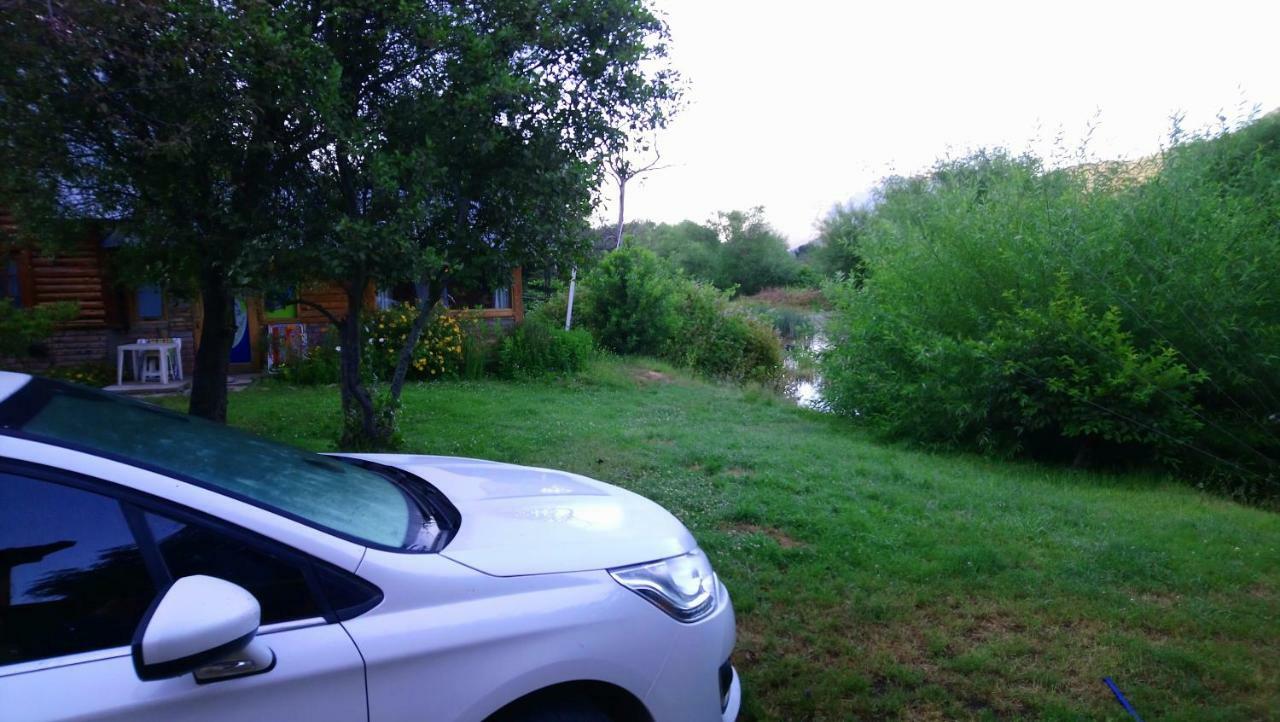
[633,369,671,383]
[724,522,803,548]
[724,466,752,478]
[1134,589,1184,608]
[1246,582,1275,601]
[849,601,1115,717]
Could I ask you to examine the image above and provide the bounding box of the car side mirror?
[133,575,273,682]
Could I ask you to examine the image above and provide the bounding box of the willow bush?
[562,245,784,384]
[823,114,1280,497]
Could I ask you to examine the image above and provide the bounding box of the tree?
[627,219,720,282]
[711,208,799,295]
[278,0,679,448]
[1,1,324,421]
[812,202,871,284]
[607,139,669,249]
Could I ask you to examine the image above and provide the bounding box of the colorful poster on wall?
[229,297,252,364]
[266,323,307,372]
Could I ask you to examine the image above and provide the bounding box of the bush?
[567,246,785,386]
[822,114,1280,492]
[364,303,464,381]
[0,301,78,357]
[498,318,595,378]
[581,245,679,355]
[669,282,783,384]
[978,284,1205,464]
[458,319,500,380]
[528,282,586,331]
[274,341,341,385]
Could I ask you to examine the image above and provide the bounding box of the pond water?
[783,330,829,410]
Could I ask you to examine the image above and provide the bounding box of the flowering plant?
[364,303,465,380]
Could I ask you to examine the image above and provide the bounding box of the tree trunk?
[388,278,433,403]
[188,272,234,422]
[338,281,378,446]
[614,177,627,249]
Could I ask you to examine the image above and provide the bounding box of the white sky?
[598,0,1280,246]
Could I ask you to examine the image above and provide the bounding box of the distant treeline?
[601,206,863,297]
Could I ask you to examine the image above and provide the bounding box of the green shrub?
[822,114,1280,492]
[498,318,595,378]
[363,304,464,381]
[980,284,1205,463]
[459,319,500,380]
[0,301,78,357]
[274,338,340,385]
[669,281,783,384]
[528,283,586,331]
[565,247,786,385]
[581,245,679,355]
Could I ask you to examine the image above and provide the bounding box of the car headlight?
[609,549,718,623]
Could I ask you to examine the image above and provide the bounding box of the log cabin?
[1,210,524,379]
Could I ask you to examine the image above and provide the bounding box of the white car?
[0,372,740,722]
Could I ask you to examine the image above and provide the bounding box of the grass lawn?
[163,359,1280,720]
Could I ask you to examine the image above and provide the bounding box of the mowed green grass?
[163,359,1280,720]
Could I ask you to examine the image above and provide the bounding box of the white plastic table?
[116,342,179,386]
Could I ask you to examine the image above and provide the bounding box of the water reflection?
[783,330,829,410]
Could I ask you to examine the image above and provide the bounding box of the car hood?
[339,454,697,576]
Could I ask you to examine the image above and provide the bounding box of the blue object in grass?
[1102,677,1144,722]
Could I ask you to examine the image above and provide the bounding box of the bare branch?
[295,298,341,327]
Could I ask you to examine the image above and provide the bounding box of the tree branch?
[295,297,341,327]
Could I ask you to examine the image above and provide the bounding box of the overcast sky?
[598,0,1280,246]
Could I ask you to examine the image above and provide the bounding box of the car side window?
[0,473,157,666]
[143,512,323,624]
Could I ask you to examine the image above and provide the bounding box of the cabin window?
[135,286,164,321]
[379,282,427,310]
[493,287,511,310]
[1,257,21,307]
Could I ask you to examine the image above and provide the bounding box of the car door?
[0,468,369,722]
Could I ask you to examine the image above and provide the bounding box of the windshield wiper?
[333,457,460,552]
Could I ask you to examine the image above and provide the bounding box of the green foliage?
[41,360,112,388]
[363,304,464,381]
[0,302,78,357]
[274,342,341,386]
[612,209,812,298]
[736,300,817,342]
[982,284,1206,461]
[459,320,500,381]
[823,115,1280,492]
[810,203,871,283]
[667,283,783,384]
[581,246,681,356]
[625,219,721,281]
[527,282,586,330]
[340,390,401,452]
[498,318,595,378]
[572,247,784,384]
[711,208,801,295]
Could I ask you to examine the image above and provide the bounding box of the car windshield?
[0,377,418,549]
